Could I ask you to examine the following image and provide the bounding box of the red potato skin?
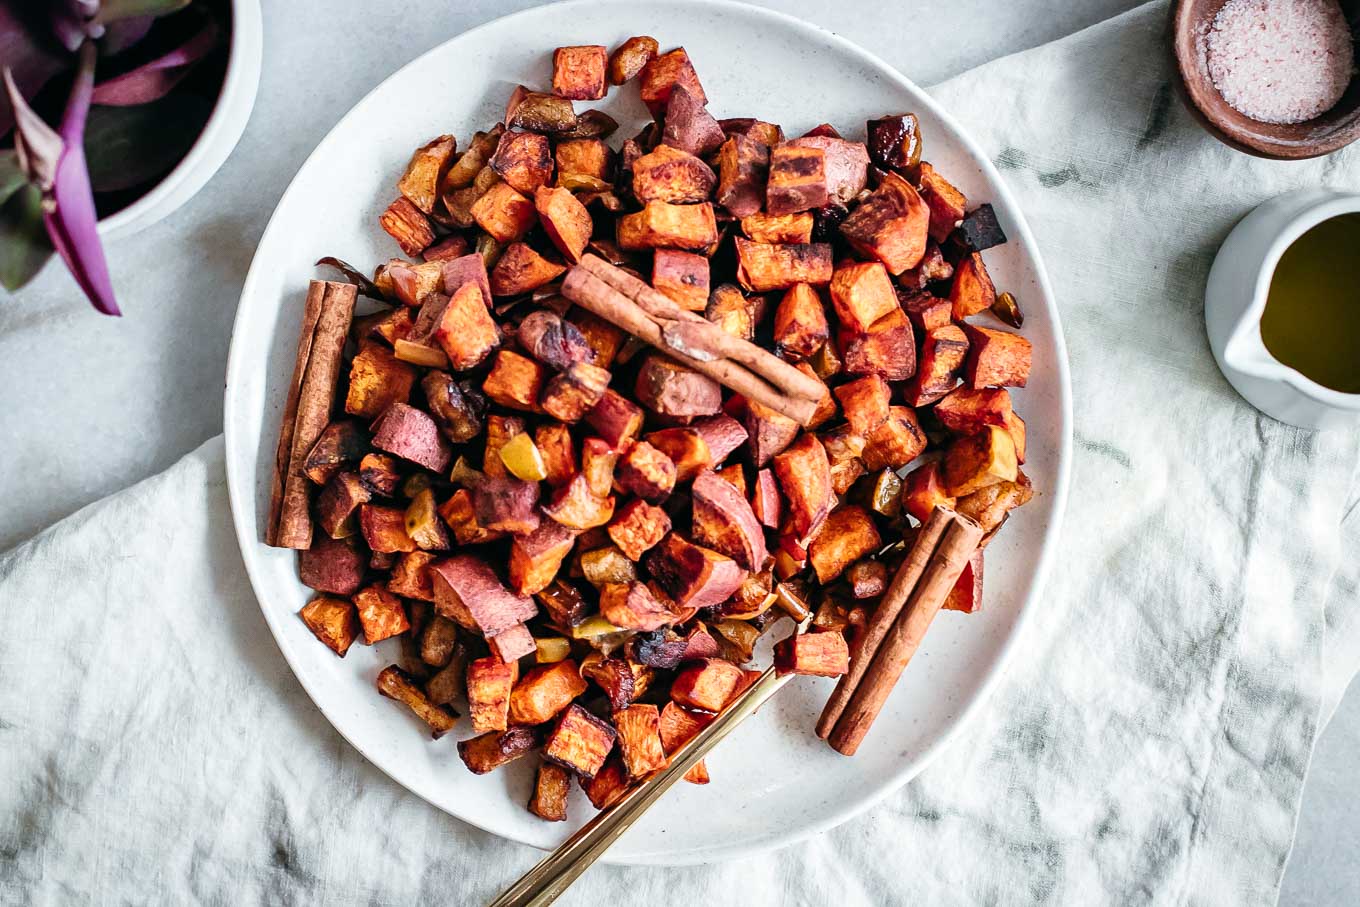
[298,535,365,596]
[370,403,452,472]
[751,468,782,529]
[429,554,538,637]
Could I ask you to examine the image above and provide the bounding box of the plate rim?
[223,0,1073,866]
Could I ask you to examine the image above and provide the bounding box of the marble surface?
[0,1,1350,902]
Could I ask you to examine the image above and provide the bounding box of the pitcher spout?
[1222,324,1280,380]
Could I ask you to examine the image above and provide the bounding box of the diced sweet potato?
[299,596,360,656]
[949,251,996,319]
[901,291,953,332]
[490,131,553,195]
[580,438,618,498]
[736,398,800,467]
[529,424,574,488]
[472,476,541,535]
[751,468,782,529]
[509,660,589,726]
[608,35,658,85]
[530,761,572,822]
[434,282,499,371]
[545,703,617,778]
[701,284,761,341]
[734,239,833,292]
[786,136,869,203]
[509,520,578,595]
[716,463,747,497]
[860,405,927,472]
[808,506,882,584]
[541,361,610,423]
[956,472,1033,534]
[361,503,418,554]
[389,550,437,601]
[661,85,725,157]
[643,428,712,482]
[766,143,828,215]
[345,341,416,418]
[773,282,829,360]
[380,197,434,256]
[741,211,813,245]
[429,554,538,636]
[715,133,769,218]
[841,307,917,380]
[634,355,722,417]
[488,622,536,662]
[646,534,746,610]
[720,118,785,147]
[613,704,667,779]
[579,755,630,809]
[438,488,505,545]
[658,701,713,784]
[315,472,370,539]
[481,350,547,412]
[617,200,719,252]
[690,469,767,570]
[935,386,1013,435]
[489,242,566,297]
[608,499,672,561]
[846,558,888,598]
[671,658,745,711]
[370,402,451,472]
[839,170,929,274]
[568,310,627,369]
[600,581,677,631]
[439,253,495,315]
[517,310,595,371]
[774,631,849,677]
[357,452,401,497]
[471,181,537,243]
[918,161,967,242]
[458,726,539,774]
[941,425,1019,496]
[467,654,518,733]
[534,186,592,264]
[901,460,956,523]
[555,137,613,182]
[962,324,1033,388]
[377,665,459,738]
[398,135,456,215]
[943,550,984,613]
[482,414,525,480]
[543,473,616,530]
[686,414,745,467]
[653,249,710,312]
[303,421,367,485]
[773,433,832,542]
[354,584,410,645]
[830,261,897,334]
[552,44,607,100]
[638,47,706,115]
[586,389,645,450]
[834,375,891,436]
[631,144,716,204]
[615,440,677,501]
[906,324,969,406]
[424,235,469,264]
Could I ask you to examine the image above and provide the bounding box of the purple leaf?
[91,18,217,106]
[84,90,210,192]
[98,14,153,55]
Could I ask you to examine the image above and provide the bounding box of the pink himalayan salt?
[1205,0,1354,125]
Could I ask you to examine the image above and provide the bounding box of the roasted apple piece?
[530,761,572,822]
[773,433,833,541]
[299,596,359,656]
[671,658,745,711]
[506,88,579,133]
[734,239,833,292]
[608,498,673,561]
[638,47,706,115]
[949,251,996,319]
[808,506,882,584]
[429,554,538,637]
[579,545,638,587]
[580,438,619,498]
[482,413,525,480]
[646,534,746,610]
[404,488,451,550]
[552,44,607,100]
[303,421,366,485]
[634,355,723,417]
[630,144,716,204]
[467,654,518,733]
[422,372,485,444]
[839,170,929,274]
[941,425,1019,496]
[955,472,1033,534]
[962,324,1033,388]
[458,726,539,775]
[617,200,719,252]
[715,133,769,218]
[544,703,617,779]
[690,469,767,570]
[509,520,578,595]
[774,631,849,677]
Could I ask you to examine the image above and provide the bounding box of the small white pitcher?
[1205,188,1360,430]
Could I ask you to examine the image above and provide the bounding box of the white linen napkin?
[3,3,1358,904]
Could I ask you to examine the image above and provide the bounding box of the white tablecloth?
[3,3,1357,904]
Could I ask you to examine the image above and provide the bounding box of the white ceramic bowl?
[98,0,262,241]
[224,0,1071,865]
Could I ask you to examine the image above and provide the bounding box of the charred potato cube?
[740,398,801,467]
[691,412,749,465]
[380,197,434,256]
[617,201,719,252]
[544,703,617,779]
[472,476,542,535]
[608,498,672,561]
[787,135,869,203]
[377,665,458,738]
[861,405,927,471]
[705,284,763,341]
[371,402,452,473]
[552,45,608,100]
[962,324,1033,388]
[541,362,611,423]
[490,131,553,195]
[483,413,526,480]
[645,534,745,611]
[906,324,968,406]
[568,310,627,369]
[734,239,833,293]
[653,249,710,312]
[299,596,360,656]
[690,468,767,570]
[429,554,537,637]
[482,350,547,411]
[303,421,367,485]
[841,307,917,381]
[631,144,716,204]
[751,468,782,529]
[742,211,814,245]
[634,355,723,417]
[830,261,898,334]
[315,471,370,539]
[918,161,967,242]
[833,375,891,436]
[437,488,505,546]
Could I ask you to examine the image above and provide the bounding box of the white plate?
[223,0,1071,866]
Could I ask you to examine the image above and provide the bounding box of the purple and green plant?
[1,0,224,315]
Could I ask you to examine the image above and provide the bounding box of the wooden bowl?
[1171,0,1360,159]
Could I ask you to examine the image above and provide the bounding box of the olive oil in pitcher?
[1259,213,1360,394]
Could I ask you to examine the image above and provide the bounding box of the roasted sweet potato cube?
[900,241,954,290]
[956,472,1033,534]
[467,655,517,733]
[935,387,1013,434]
[389,550,437,601]
[517,310,595,371]
[808,506,882,584]
[489,622,537,662]
[434,282,499,371]
[615,441,677,501]
[303,421,367,485]
[773,433,832,541]
[380,197,434,256]
[774,631,849,677]
[472,476,541,535]
[345,342,416,418]
[600,581,676,631]
[918,161,968,242]
[658,701,713,783]
[715,133,769,218]
[458,726,539,774]
[608,35,658,85]
[653,249,710,312]
[552,44,607,100]
[704,283,762,341]
[949,252,996,319]
[371,402,452,472]
[901,460,956,522]
[740,212,810,246]
[617,201,719,252]
[631,144,716,204]
[788,135,869,203]
[671,658,745,711]
[581,655,638,711]
[963,324,1033,388]
[357,452,401,497]
[568,310,627,368]
[545,703,617,778]
[830,261,898,334]
[471,181,537,243]
[773,282,829,360]
[751,468,782,529]
[862,405,927,471]
[906,324,969,406]
[834,375,891,436]
[536,422,578,486]
[438,488,505,546]
[360,504,418,554]
[440,252,495,308]
[580,438,618,498]
[842,308,917,380]
[299,596,359,656]
[354,585,410,645]
[734,239,833,292]
[612,704,667,779]
[646,534,746,610]
[429,554,538,636]
[398,134,456,214]
[533,186,592,264]
[717,463,747,497]
[901,291,953,332]
[377,665,458,738]
[482,414,525,480]
[661,84,725,157]
[634,355,722,417]
[315,472,370,539]
[733,397,799,467]
[839,170,929,274]
[443,165,498,228]
[541,362,610,423]
[691,413,748,465]
[608,499,672,561]
[555,137,613,181]
[543,473,616,530]
[508,660,588,726]
[577,392,639,453]
[490,131,553,195]
[766,143,828,216]
[580,755,631,808]
[691,469,767,570]
[1004,410,1027,464]
[509,520,578,596]
[424,235,469,263]
[490,242,566,297]
[482,350,547,412]
[638,47,706,115]
[942,425,1019,496]
[643,428,712,482]
[721,118,785,146]
[943,550,984,613]
[530,761,572,822]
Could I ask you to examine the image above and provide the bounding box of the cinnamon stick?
[816,506,953,739]
[827,513,984,756]
[267,280,357,549]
